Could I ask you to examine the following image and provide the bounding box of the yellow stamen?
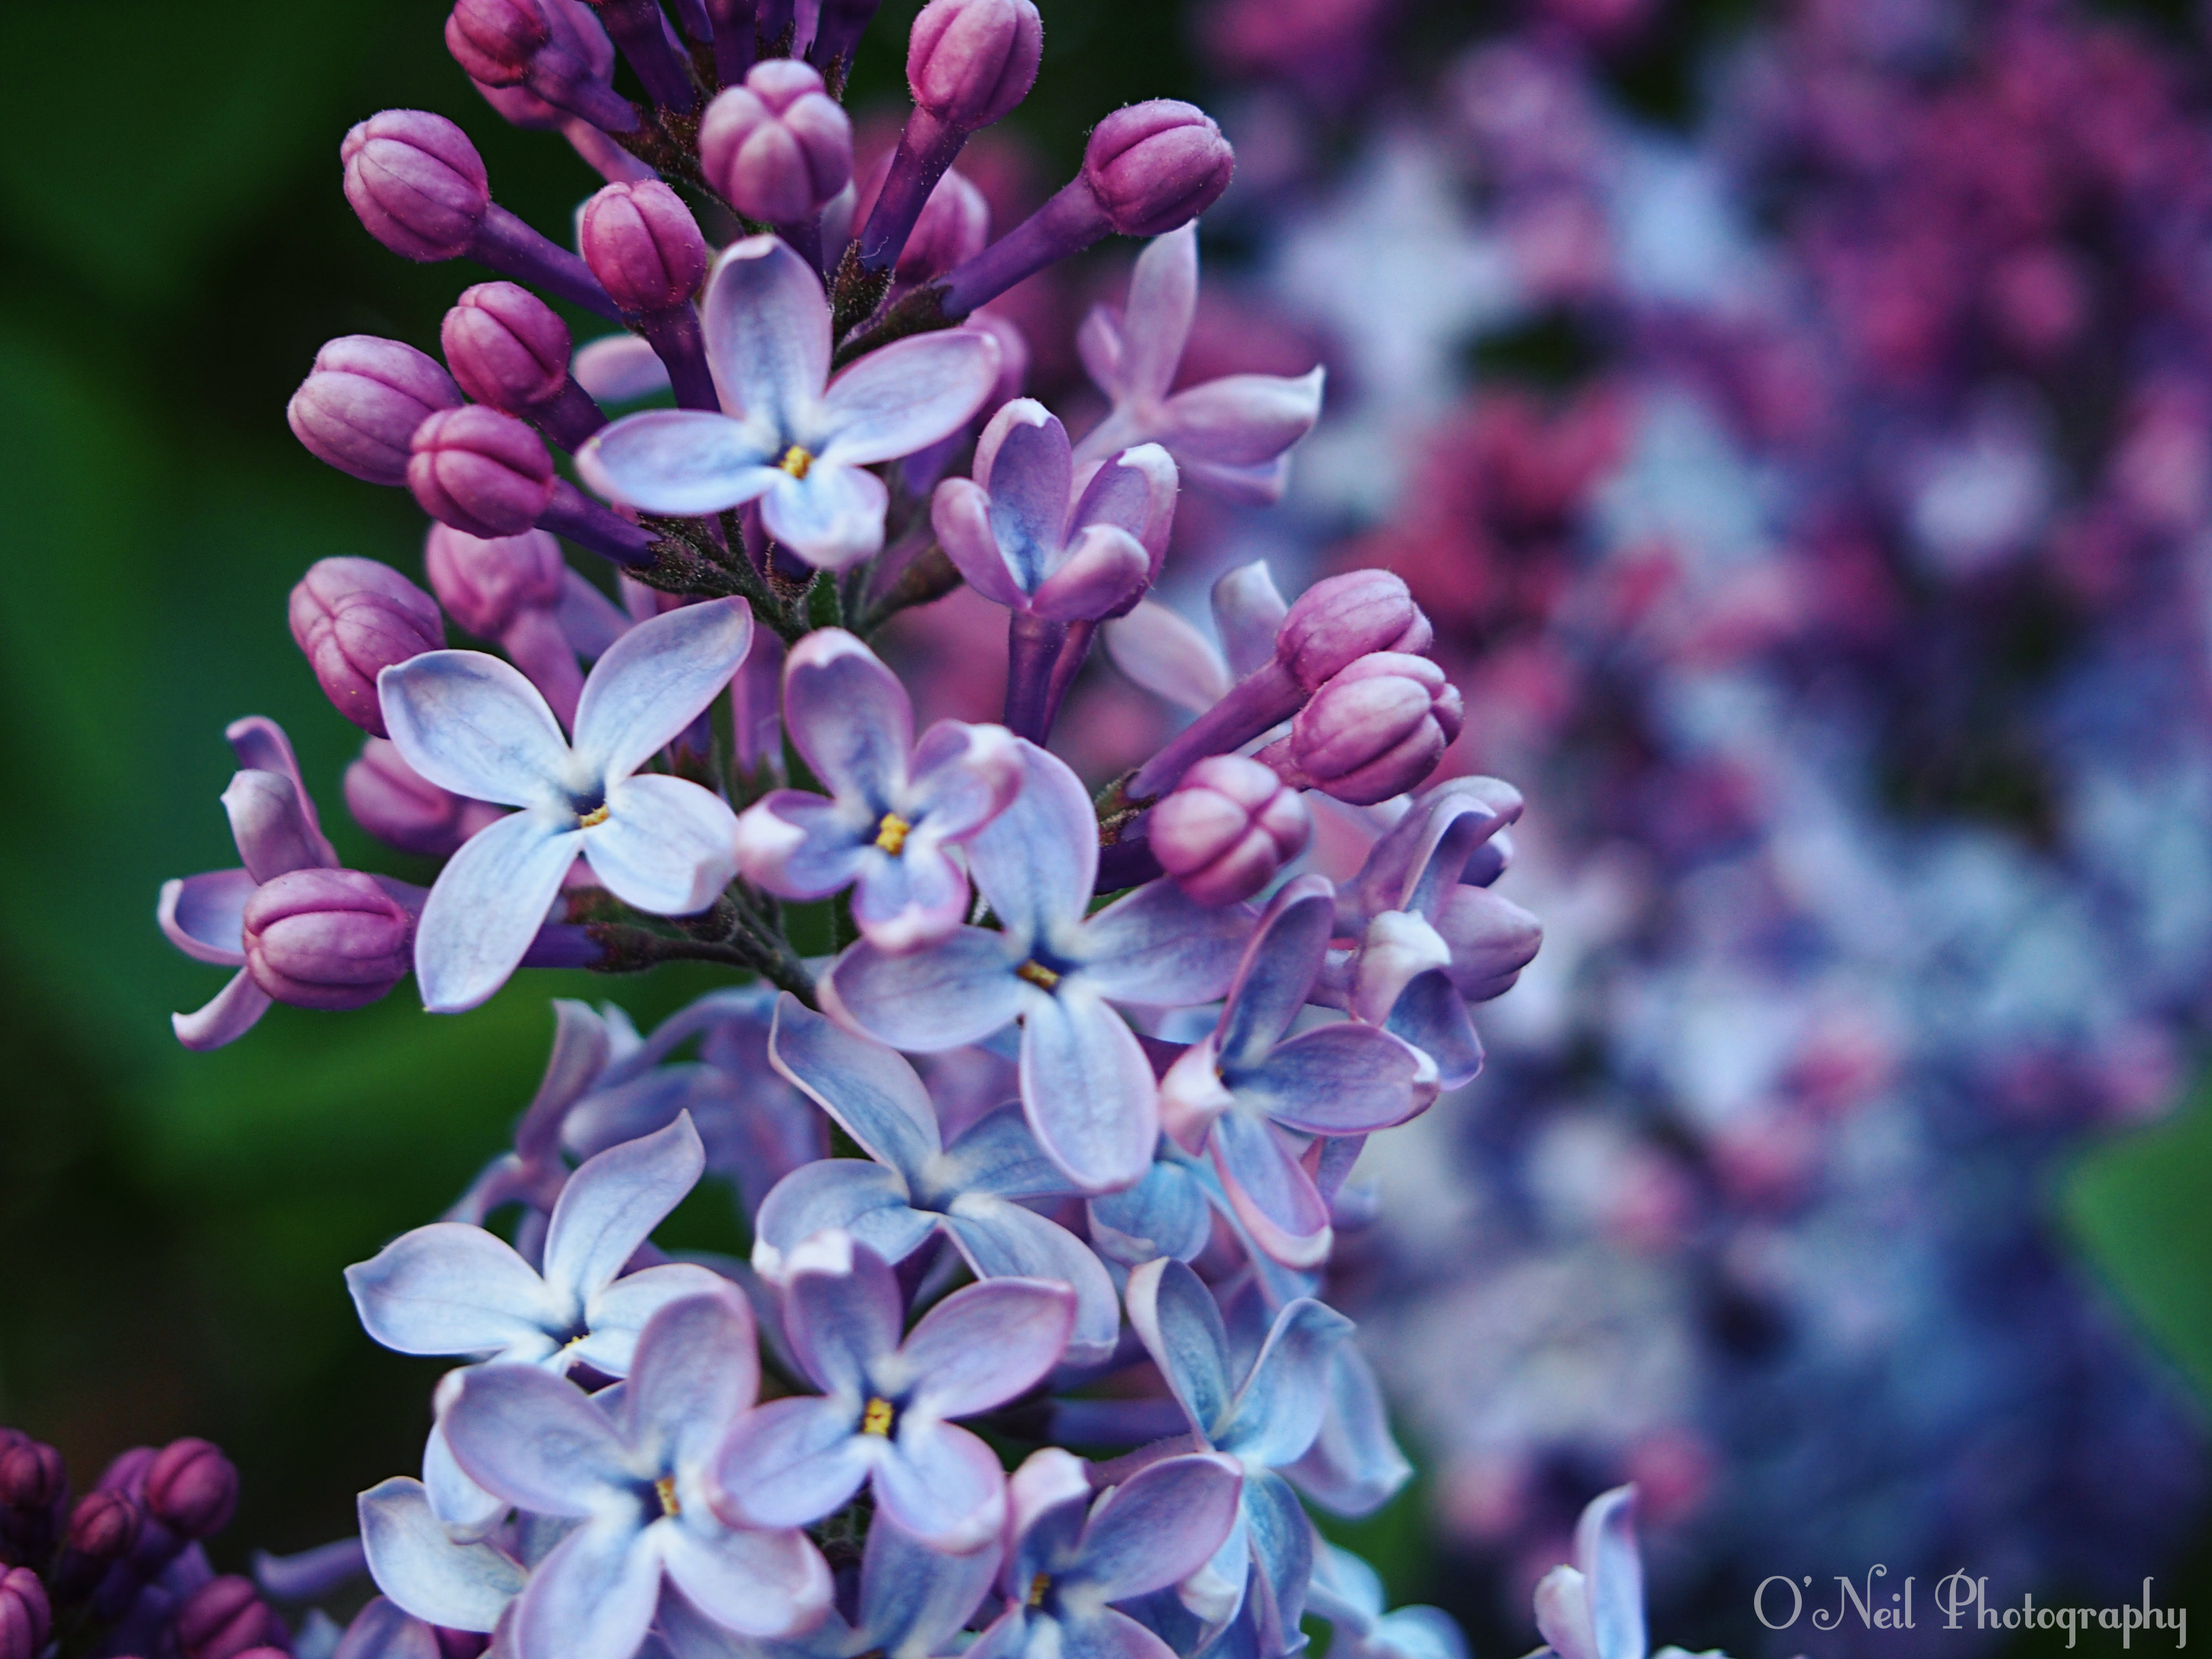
[1026,1573,1051,1608]
[861,1397,895,1437]
[874,812,912,855]
[779,444,814,479]
[655,1475,681,1517]
[578,804,611,829]
[1016,961,1060,990]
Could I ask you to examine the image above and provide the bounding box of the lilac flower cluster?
[140,4,1644,1659]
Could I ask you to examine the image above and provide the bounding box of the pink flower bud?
[700,61,855,225]
[424,524,567,638]
[1150,753,1312,906]
[64,1490,142,1561]
[855,155,988,283]
[242,869,414,1012]
[289,558,447,737]
[144,1440,238,1542]
[1082,100,1234,237]
[1280,653,1463,806]
[286,337,463,486]
[341,110,491,262]
[176,1575,280,1659]
[408,405,556,536]
[906,0,1043,132]
[346,739,502,858]
[0,1568,49,1659]
[0,1439,62,1512]
[442,282,571,411]
[579,180,708,314]
[1274,570,1432,691]
[445,0,550,82]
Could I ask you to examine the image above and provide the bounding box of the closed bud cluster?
[289,558,447,735]
[1149,753,1312,905]
[700,60,854,225]
[242,869,415,1010]
[287,338,463,487]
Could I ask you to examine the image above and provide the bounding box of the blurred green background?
[0,0,2207,1641]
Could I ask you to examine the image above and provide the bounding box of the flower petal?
[904,720,1023,836]
[1119,227,1197,409]
[753,1160,936,1281]
[544,1113,707,1306]
[573,333,672,403]
[1211,564,1288,681]
[1020,982,1160,1194]
[714,1395,872,1529]
[172,967,273,1052]
[762,462,890,570]
[817,331,999,466]
[423,1411,510,1540]
[769,993,940,1176]
[932,476,1029,609]
[577,410,782,516]
[1535,1567,1599,1659]
[783,1232,904,1395]
[1076,1453,1243,1601]
[1086,1159,1211,1266]
[1236,1024,1428,1135]
[514,1517,659,1659]
[928,1105,1070,1202]
[850,842,971,953]
[1031,524,1152,623]
[780,629,916,812]
[733,790,870,900]
[872,1421,1006,1551]
[978,401,1072,593]
[445,1365,638,1517]
[1215,877,1334,1071]
[358,1477,526,1633]
[574,1262,733,1379]
[1071,444,1178,562]
[1075,881,1253,1009]
[623,1287,759,1475]
[1285,1347,1412,1520]
[857,1510,1001,1659]
[346,1221,567,1359]
[1123,1259,1235,1444]
[573,598,756,782]
[827,931,1026,1052]
[1208,1112,1332,1271]
[702,234,831,434]
[1154,370,1325,469]
[1220,1297,1353,1467]
[900,1275,1077,1418]
[1102,602,1231,715]
[660,1515,831,1639]
[380,651,568,807]
[332,1599,442,1659]
[942,1194,1117,1369]
[1063,1609,1181,1659]
[966,741,1097,945]
[1242,1470,1316,1650]
[225,770,331,883]
[588,775,742,915]
[1384,971,1483,1091]
[1575,1486,1644,1659]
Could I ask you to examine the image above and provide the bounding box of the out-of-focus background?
[3,1,2210,1656]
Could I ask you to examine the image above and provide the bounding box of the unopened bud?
[1149,754,1312,906]
[442,283,569,411]
[1275,571,1432,692]
[0,1568,49,1659]
[579,180,707,314]
[289,559,447,737]
[341,110,491,262]
[65,1490,143,1562]
[1277,653,1462,806]
[699,61,855,226]
[287,337,463,487]
[907,0,1042,131]
[346,740,500,859]
[0,1440,63,1515]
[144,1441,238,1542]
[858,157,988,284]
[1082,101,1234,238]
[1433,885,1542,1003]
[424,525,567,639]
[176,1575,280,1659]
[242,869,414,1011]
[445,0,551,81]
[408,405,556,536]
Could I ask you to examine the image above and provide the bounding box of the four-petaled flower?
[827,740,1255,1193]
[444,1289,832,1659]
[753,994,1120,1364]
[1160,874,1436,1267]
[714,1230,1074,1551]
[932,399,1177,622]
[1074,226,1326,503]
[968,1447,1245,1659]
[577,235,1001,568]
[347,1114,726,1533]
[380,597,755,1013]
[733,630,1021,952]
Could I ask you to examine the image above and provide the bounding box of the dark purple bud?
[64,1491,142,1563]
[1275,570,1432,692]
[443,283,567,409]
[1275,653,1463,806]
[242,870,413,1012]
[446,0,551,82]
[699,61,854,225]
[806,0,884,81]
[1149,754,1312,906]
[341,111,491,262]
[287,337,464,487]
[289,559,447,737]
[579,180,708,314]
[1081,100,1234,238]
[424,525,567,639]
[144,1441,238,1542]
[346,740,499,859]
[176,1576,281,1659]
[907,0,1042,131]
[0,1437,64,1515]
[95,1448,155,1497]
[408,406,557,537]
[0,1568,49,1659]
